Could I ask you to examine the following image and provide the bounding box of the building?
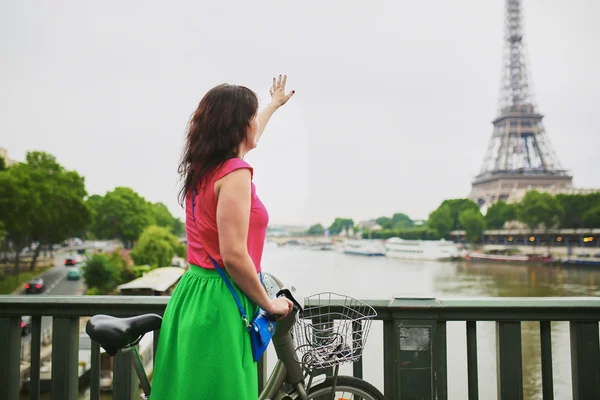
[0,147,18,167]
[117,267,185,296]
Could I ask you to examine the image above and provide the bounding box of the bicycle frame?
[124,307,309,400]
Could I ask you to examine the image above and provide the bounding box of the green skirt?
[150,264,258,399]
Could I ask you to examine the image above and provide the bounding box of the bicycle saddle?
[85,314,162,356]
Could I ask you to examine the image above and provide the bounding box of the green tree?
[391,213,414,229]
[458,209,486,243]
[375,217,392,229]
[485,201,518,229]
[149,202,186,237]
[130,225,182,268]
[556,193,600,229]
[107,247,136,284]
[583,206,600,228]
[0,155,5,171]
[328,218,354,235]
[25,152,90,270]
[428,205,453,238]
[0,164,32,273]
[306,224,325,236]
[0,152,89,272]
[440,199,480,230]
[88,187,154,247]
[172,218,185,237]
[518,191,563,231]
[83,253,122,294]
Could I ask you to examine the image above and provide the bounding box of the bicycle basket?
[292,292,376,368]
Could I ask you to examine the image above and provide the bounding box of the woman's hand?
[269,74,295,108]
[266,297,294,319]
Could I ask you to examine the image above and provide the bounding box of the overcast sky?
[1,1,598,226]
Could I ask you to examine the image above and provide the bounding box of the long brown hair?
[177,83,258,207]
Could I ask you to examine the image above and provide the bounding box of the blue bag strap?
[192,188,263,326]
[207,254,248,323]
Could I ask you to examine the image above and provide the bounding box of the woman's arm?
[215,169,292,316]
[256,74,295,144]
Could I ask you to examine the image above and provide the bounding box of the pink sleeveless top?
[185,158,269,272]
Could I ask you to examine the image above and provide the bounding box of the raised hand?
[269,74,295,107]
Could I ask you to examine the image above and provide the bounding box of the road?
[20,250,86,346]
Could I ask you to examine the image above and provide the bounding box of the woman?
[151,76,295,399]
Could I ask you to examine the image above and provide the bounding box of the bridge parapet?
[1,295,600,399]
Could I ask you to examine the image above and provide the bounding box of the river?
[25,242,600,399]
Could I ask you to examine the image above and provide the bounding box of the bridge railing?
[1,296,600,400]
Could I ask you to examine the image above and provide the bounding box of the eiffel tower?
[469,0,572,207]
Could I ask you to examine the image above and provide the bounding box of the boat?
[559,257,600,267]
[308,239,334,251]
[384,238,459,261]
[465,250,556,265]
[343,240,385,256]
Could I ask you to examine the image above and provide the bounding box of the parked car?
[24,278,45,294]
[67,268,81,281]
[21,316,32,336]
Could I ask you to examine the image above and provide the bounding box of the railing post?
[496,321,523,400]
[570,321,600,400]
[383,319,397,398]
[392,298,447,400]
[113,349,137,400]
[51,316,80,400]
[0,316,21,400]
[90,340,101,400]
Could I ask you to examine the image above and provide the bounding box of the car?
[24,278,45,293]
[21,316,31,336]
[24,278,45,294]
[64,255,83,266]
[67,268,81,281]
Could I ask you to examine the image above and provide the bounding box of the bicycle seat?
[85,314,162,356]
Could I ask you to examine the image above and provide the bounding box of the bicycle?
[85,272,386,400]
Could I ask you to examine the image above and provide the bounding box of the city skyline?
[1,1,598,226]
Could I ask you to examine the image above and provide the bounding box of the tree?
[149,202,186,237]
[440,199,480,230]
[87,187,154,247]
[83,253,122,294]
[328,218,354,235]
[0,164,33,273]
[306,224,325,236]
[518,191,563,231]
[459,209,486,243]
[172,218,185,237]
[583,206,600,229]
[485,201,518,229]
[25,152,90,270]
[375,217,392,229]
[0,155,5,171]
[391,213,414,229]
[556,193,600,229]
[0,152,90,272]
[428,205,453,238]
[130,225,183,268]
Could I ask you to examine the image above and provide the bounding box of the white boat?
[308,239,334,251]
[384,238,459,261]
[343,240,385,257]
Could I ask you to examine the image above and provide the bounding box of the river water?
[27,242,600,399]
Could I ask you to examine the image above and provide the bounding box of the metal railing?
[1,295,600,400]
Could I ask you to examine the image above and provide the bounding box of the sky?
[1,0,599,227]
